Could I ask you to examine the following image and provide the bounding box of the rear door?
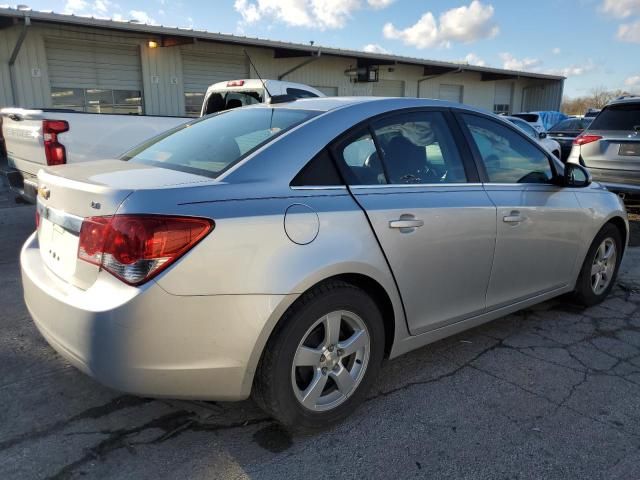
[333,109,496,335]
[458,112,585,309]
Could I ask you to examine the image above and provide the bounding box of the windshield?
[549,118,591,132]
[589,104,640,131]
[203,90,265,115]
[511,113,539,123]
[122,107,318,178]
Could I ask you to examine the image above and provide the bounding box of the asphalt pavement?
[1,196,640,480]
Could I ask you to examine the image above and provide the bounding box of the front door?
[333,110,496,335]
[459,113,585,309]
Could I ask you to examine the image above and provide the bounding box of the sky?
[14,0,640,97]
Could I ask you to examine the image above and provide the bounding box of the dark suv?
[568,97,640,197]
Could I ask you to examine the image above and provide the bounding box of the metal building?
[0,7,565,117]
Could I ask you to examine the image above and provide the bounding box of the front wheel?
[252,281,385,430]
[573,224,623,306]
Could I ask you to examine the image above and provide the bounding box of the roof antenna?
[244,49,272,99]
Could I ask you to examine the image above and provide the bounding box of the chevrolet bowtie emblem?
[38,185,50,200]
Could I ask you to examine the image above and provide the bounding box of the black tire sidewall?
[262,285,385,430]
[575,224,623,306]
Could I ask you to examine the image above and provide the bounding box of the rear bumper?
[0,163,37,202]
[21,232,292,400]
[588,167,640,194]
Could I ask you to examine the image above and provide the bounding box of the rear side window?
[463,114,553,184]
[589,104,640,131]
[337,130,387,185]
[371,111,467,184]
[287,88,319,99]
[122,108,318,178]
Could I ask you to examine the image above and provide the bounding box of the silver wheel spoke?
[301,370,328,409]
[323,311,342,347]
[338,329,367,357]
[591,263,600,276]
[603,242,614,260]
[330,366,355,394]
[596,243,605,262]
[294,346,323,367]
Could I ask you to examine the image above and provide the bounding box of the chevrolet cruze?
[22,97,628,429]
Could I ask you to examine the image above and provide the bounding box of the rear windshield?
[122,107,318,178]
[549,118,591,132]
[511,113,539,122]
[203,90,264,115]
[589,104,640,131]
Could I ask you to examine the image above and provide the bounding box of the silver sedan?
[22,97,628,430]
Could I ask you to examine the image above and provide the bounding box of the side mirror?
[564,162,591,188]
[539,132,547,139]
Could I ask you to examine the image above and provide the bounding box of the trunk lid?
[36,159,213,289]
[580,130,640,170]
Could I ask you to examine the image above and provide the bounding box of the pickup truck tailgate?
[2,109,48,172]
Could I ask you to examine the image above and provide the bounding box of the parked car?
[547,117,593,161]
[505,116,562,159]
[511,111,568,133]
[201,79,325,116]
[1,80,323,203]
[568,96,640,197]
[584,108,601,118]
[22,97,627,430]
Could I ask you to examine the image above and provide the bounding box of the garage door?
[439,84,463,103]
[494,82,513,114]
[46,39,144,113]
[312,86,339,96]
[372,80,405,97]
[181,49,249,115]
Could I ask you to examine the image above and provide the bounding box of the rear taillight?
[78,215,213,285]
[573,134,602,146]
[42,120,69,166]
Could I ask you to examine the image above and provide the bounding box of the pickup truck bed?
[1,108,190,202]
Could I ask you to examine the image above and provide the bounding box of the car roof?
[607,96,640,106]
[248,96,472,113]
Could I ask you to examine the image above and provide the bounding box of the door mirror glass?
[564,162,591,188]
[538,131,547,139]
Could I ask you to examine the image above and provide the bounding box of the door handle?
[389,218,424,229]
[503,211,524,224]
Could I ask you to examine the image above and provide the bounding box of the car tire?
[572,223,623,306]
[252,280,385,431]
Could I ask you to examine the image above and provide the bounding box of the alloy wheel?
[591,237,617,295]
[291,310,370,412]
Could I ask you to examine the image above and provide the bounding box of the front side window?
[122,108,318,178]
[371,111,467,184]
[463,114,553,184]
[51,87,143,114]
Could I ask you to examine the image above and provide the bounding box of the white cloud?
[383,1,498,49]
[499,52,540,71]
[617,20,640,42]
[129,10,156,24]
[625,75,640,86]
[552,47,561,55]
[461,52,486,66]
[545,60,596,77]
[63,0,120,20]
[363,43,390,54]
[234,0,393,30]
[602,0,640,18]
[367,0,395,8]
[63,0,88,14]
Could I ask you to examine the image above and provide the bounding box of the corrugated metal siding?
[312,86,338,96]
[46,39,142,90]
[0,28,13,106]
[439,84,463,103]
[521,81,563,111]
[181,49,248,94]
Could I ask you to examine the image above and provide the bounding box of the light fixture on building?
[148,40,159,48]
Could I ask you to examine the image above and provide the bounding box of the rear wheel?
[252,281,385,430]
[573,224,623,306]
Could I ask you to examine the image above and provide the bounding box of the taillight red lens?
[78,215,213,285]
[573,134,602,146]
[35,209,40,230]
[43,120,69,166]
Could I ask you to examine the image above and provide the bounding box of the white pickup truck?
[1,79,323,202]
